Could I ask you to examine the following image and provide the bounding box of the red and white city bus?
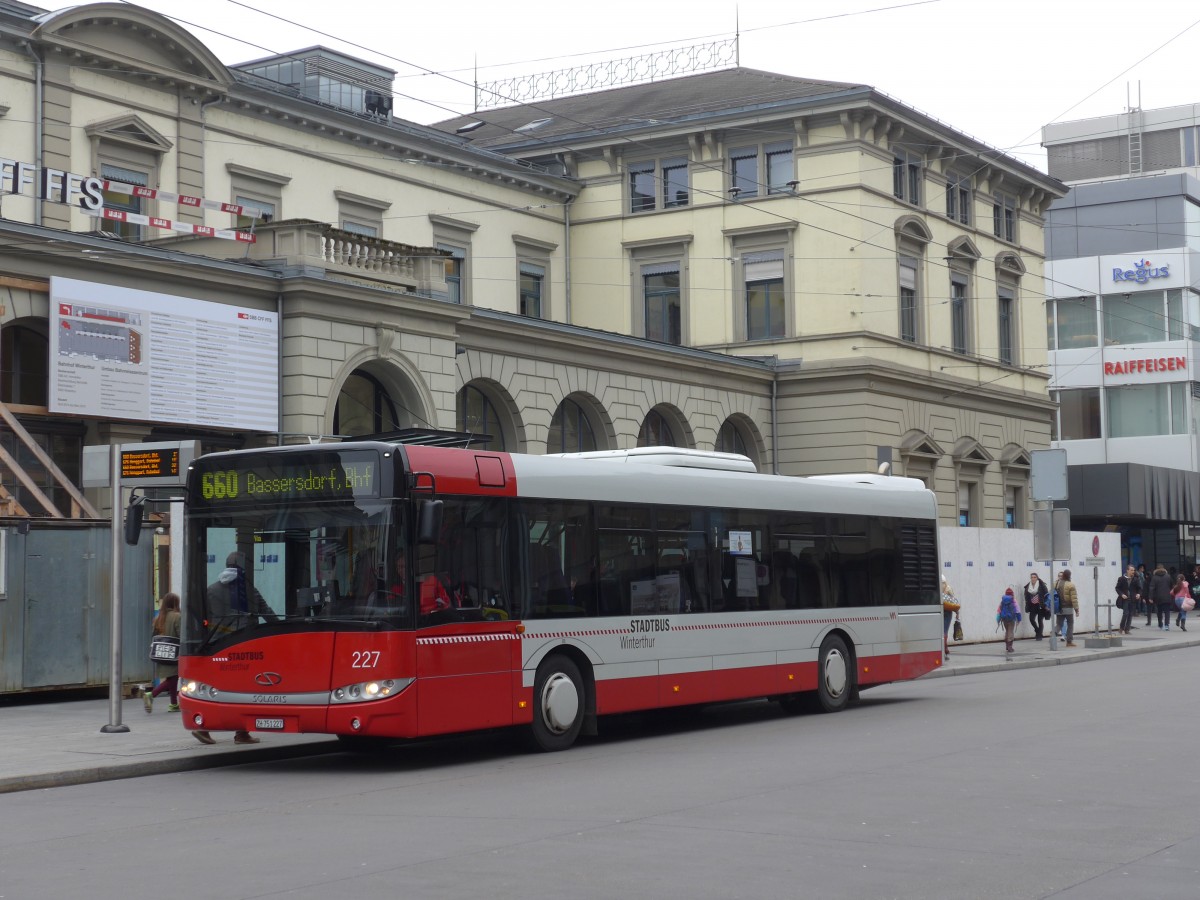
[179,442,942,751]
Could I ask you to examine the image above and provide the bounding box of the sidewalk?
[0,696,338,795]
[1,624,1196,794]
[929,620,1200,678]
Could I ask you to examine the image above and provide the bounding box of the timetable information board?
[121,447,179,480]
[49,277,278,431]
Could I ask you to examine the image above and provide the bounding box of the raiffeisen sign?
[1112,258,1170,284]
[1103,356,1186,376]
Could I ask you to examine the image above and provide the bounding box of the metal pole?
[1047,560,1058,651]
[1038,500,1057,652]
[101,444,129,733]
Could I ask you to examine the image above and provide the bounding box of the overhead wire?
[40,0,1200,377]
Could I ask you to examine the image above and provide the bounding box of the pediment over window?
[996,252,1026,277]
[900,429,943,460]
[952,436,993,466]
[1000,444,1032,470]
[32,4,233,89]
[947,235,981,261]
[85,114,173,153]
[894,215,933,244]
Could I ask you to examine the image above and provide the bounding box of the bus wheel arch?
[813,631,856,713]
[778,628,858,715]
[527,649,594,752]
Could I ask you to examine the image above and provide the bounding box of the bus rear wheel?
[529,656,584,752]
[814,635,853,713]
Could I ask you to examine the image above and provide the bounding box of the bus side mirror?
[417,499,443,545]
[123,495,146,546]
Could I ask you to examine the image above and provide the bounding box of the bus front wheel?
[814,635,853,713]
[529,656,584,752]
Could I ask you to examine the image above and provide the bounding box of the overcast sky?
[51,0,1200,172]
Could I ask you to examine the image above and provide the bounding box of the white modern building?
[1042,170,1200,567]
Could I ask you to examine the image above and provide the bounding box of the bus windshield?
[183,500,404,653]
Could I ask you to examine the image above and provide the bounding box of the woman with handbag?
[1171,572,1190,631]
[1023,572,1049,640]
[941,576,961,657]
[144,592,181,713]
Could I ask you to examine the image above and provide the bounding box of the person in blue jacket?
[996,587,1022,654]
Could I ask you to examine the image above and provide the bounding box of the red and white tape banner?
[100,179,264,219]
[83,207,256,243]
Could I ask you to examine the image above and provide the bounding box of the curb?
[925,633,1200,678]
[0,739,341,795]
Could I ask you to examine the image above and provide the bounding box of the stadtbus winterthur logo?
[1112,258,1169,284]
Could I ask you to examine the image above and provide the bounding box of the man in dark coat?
[204,551,279,629]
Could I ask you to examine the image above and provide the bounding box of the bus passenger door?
[415,497,516,736]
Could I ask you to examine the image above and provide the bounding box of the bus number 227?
[351,650,380,669]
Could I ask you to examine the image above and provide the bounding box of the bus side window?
[529,543,572,614]
[770,550,798,609]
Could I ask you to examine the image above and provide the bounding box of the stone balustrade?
[149,218,450,298]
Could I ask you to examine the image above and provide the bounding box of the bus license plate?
[255,718,285,730]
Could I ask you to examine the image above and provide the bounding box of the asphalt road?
[2,650,1198,900]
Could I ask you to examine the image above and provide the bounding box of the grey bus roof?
[549,447,757,473]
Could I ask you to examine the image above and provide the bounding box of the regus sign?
[1112,258,1169,284]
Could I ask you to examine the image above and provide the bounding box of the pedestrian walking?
[1172,572,1190,631]
[1137,563,1151,625]
[997,587,1022,653]
[1149,563,1173,631]
[1023,572,1049,640]
[1116,565,1136,635]
[1054,570,1079,647]
[144,592,181,713]
[941,576,960,657]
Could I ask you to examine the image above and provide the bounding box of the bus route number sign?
[194,451,382,505]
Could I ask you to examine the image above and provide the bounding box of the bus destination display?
[195,452,381,504]
[122,447,179,480]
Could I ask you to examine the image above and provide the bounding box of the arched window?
[638,409,677,447]
[333,371,401,438]
[548,398,596,453]
[1,323,48,406]
[457,384,505,449]
[715,420,747,456]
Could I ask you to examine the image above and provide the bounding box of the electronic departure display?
[191,450,383,505]
[122,446,180,480]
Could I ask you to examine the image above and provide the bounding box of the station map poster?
[48,277,278,431]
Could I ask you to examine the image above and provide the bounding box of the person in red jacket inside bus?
[388,552,454,617]
[419,573,454,615]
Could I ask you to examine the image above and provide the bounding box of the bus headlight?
[181,680,219,701]
[330,677,411,704]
